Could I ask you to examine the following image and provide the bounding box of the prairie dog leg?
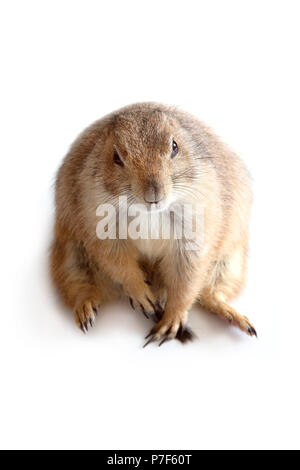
[141,260,168,311]
[199,248,257,337]
[144,253,203,346]
[144,293,196,347]
[199,292,257,337]
[50,235,105,333]
[90,241,163,319]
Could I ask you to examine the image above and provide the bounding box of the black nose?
[144,194,163,204]
[144,181,165,204]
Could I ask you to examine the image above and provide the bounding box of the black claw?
[144,280,152,286]
[145,328,155,339]
[158,336,170,347]
[84,321,88,331]
[80,324,86,334]
[145,326,156,339]
[248,326,257,337]
[152,312,160,323]
[176,325,183,341]
[154,303,164,322]
[129,297,135,310]
[165,326,173,336]
[147,303,164,323]
[155,301,163,314]
[89,318,93,328]
[143,335,156,348]
[146,296,156,311]
[92,306,98,315]
[139,303,149,319]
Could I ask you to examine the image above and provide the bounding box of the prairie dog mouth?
[136,197,173,214]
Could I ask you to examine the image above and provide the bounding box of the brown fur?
[50,102,256,342]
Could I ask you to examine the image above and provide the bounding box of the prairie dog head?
[94,105,202,211]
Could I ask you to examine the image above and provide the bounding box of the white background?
[0,0,299,450]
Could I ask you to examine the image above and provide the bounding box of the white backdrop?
[0,0,299,450]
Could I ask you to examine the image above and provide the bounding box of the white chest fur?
[134,237,169,260]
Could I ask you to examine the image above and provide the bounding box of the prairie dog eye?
[113,149,124,167]
[171,139,178,158]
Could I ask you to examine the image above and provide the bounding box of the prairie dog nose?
[144,181,165,204]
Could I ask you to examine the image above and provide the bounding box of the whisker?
[173,184,209,201]
[195,156,214,160]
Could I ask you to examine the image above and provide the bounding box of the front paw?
[74,299,100,333]
[143,312,196,347]
[126,281,163,319]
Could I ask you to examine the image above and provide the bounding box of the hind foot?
[200,296,257,337]
[143,310,196,347]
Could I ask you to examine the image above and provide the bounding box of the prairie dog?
[50,102,256,345]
